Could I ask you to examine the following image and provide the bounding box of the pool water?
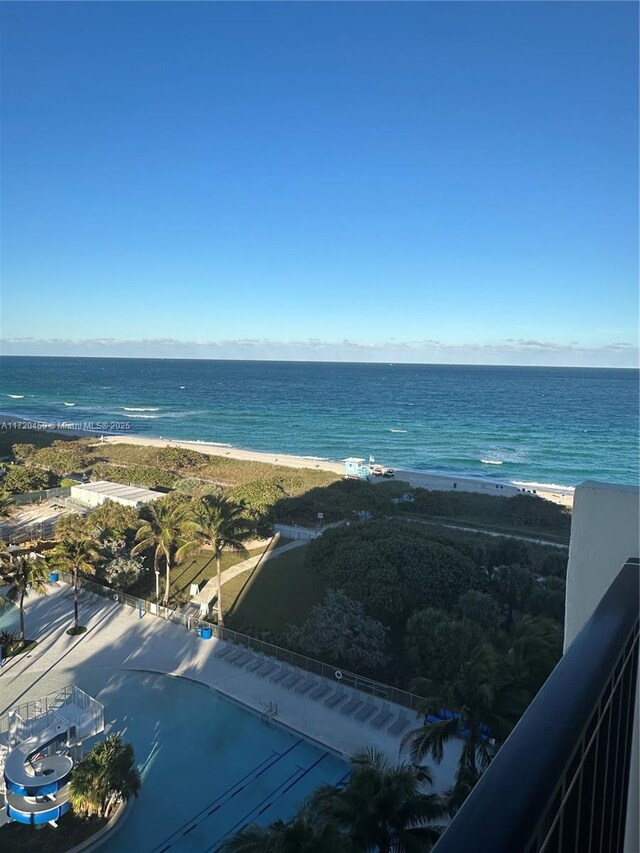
[76,670,349,853]
[0,603,19,635]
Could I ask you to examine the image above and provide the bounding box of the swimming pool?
[0,603,19,635]
[75,669,350,853]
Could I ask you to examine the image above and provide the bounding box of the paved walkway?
[191,540,306,607]
[0,585,461,793]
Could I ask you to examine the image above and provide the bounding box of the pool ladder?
[261,701,278,724]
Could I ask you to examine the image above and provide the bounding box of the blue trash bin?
[49,571,59,583]
[200,626,213,640]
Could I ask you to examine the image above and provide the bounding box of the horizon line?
[0,353,638,370]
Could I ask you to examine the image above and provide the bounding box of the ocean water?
[0,356,638,488]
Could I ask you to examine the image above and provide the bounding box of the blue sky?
[1,2,638,366]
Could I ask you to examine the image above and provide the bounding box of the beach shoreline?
[0,415,574,507]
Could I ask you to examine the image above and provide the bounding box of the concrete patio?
[0,583,461,793]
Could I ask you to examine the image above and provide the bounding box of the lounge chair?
[340,691,363,716]
[295,677,317,695]
[226,647,247,664]
[231,651,252,667]
[371,703,393,729]
[354,697,377,722]
[270,666,291,684]
[324,687,347,709]
[246,655,266,672]
[282,671,304,690]
[309,682,331,701]
[388,710,411,736]
[256,661,277,677]
[214,644,233,659]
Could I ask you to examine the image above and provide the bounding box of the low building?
[69,480,165,509]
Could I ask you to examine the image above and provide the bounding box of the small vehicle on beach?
[382,468,395,478]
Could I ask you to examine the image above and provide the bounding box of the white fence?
[55,570,427,712]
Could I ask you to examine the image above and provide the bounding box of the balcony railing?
[434,558,639,853]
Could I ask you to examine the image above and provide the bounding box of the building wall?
[565,481,639,853]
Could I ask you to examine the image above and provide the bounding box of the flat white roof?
[71,480,164,503]
[343,457,366,463]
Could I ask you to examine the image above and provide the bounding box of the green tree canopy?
[88,501,140,543]
[286,589,389,671]
[306,520,483,625]
[406,608,485,685]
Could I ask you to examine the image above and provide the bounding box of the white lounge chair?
[371,702,393,729]
[295,676,317,695]
[309,682,331,701]
[340,690,363,716]
[325,686,347,709]
[354,696,377,722]
[388,709,411,736]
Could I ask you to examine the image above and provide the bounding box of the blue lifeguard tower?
[343,457,370,480]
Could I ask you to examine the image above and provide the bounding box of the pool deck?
[0,584,460,793]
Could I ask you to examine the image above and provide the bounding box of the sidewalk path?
[191,540,306,608]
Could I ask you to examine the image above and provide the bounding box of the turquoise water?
[0,604,19,635]
[1,356,638,487]
[72,670,350,853]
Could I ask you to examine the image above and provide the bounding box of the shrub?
[70,734,140,819]
[90,462,178,491]
[286,589,388,671]
[228,479,285,535]
[0,630,19,652]
[11,443,38,463]
[150,446,208,470]
[103,555,146,590]
[33,440,94,475]
[3,464,56,494]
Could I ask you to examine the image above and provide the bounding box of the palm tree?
[1,554,48,645]
[401,643,517,791]
[192,495,251,626]
[221,803,354,852]
[49,536,100,630]
[132,498,198,607]
[70,733,140,818]
[311,748,444,852]
[489,563,534,633]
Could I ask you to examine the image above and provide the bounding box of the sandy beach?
[96,434,574,507]
[0,415,573,507]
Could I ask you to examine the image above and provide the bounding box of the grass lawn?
[229,544,327,635]
[129,545,266,602]
[220,569,253,614]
